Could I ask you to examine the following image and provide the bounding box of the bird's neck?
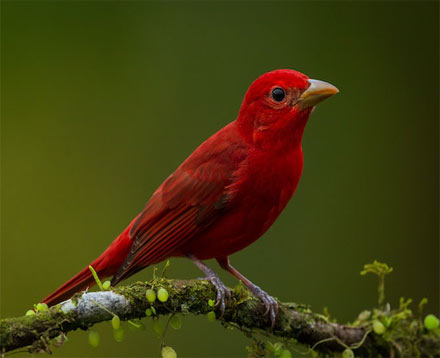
[235,107,313,152]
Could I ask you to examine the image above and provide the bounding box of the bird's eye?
[271,87,286,102]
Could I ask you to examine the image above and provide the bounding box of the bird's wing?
[111,127,247,285]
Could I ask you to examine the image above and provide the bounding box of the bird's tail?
[41,258,106,307]
[41,221,135,307]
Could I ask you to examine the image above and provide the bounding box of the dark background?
[1,1,438,357]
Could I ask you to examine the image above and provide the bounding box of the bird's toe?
[250,285,278,328]
[204,275,231,318]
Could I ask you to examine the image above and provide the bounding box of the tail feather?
[41,219,137,307]
[41,263,102,306]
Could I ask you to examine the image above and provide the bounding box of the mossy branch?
[1,279,439,357]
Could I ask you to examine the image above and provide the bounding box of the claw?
[249,285,279,329]
[204,275,231,318]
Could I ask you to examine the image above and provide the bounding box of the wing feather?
[111,124,247,285]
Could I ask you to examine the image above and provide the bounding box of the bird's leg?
[217,257,279,328]
[187,254,231,317]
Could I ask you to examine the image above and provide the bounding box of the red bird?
[42,69,338,325]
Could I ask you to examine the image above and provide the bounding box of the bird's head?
[236,69,338,149]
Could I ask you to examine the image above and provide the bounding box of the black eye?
[271,87,285,102]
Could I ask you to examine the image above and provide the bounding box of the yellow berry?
[26,310,36,316]
[162,346,177,358]
[112,315,121,330]
[102,281,111,290]
[88,330,100,347]
[373,320,385,335]
[157,288,169,302]
[36,303,48,312]
[113,327,124,342]
[424,314,440,330]
[146,289,156,303]
[207,311,216,322]
[170,315,181,330]
[342,348,354,358]
[152,320,163,336]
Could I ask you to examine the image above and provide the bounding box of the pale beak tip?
[298,78,339,110]
[331,85,340,95]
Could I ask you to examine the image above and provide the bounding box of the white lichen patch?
[60,291,130,323]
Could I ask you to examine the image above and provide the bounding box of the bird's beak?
[297,79,339,110]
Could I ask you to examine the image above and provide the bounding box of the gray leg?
[217,256,278,328]
[187,254,231,317]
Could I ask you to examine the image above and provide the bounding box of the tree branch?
[1,279,439,357]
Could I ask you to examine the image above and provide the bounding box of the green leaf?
[88,265,104,291]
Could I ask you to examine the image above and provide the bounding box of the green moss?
[345,262,440,357]
[361,261,393,307]
[2,270,439,357]
[0,305,78,354]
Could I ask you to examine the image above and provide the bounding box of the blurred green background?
[1,1,438,357]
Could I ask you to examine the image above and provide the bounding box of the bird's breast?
[182,145,304,260]
[241,146,304,230]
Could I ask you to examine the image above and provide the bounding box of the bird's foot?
[202,274,231,317]
[188,254,232,317]
[248,284,278,328]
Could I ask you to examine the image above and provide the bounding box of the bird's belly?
[177,189,288,260]
[178,212,261,260]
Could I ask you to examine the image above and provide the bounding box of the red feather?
[41,69,338,307]
[111,122,247,284]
